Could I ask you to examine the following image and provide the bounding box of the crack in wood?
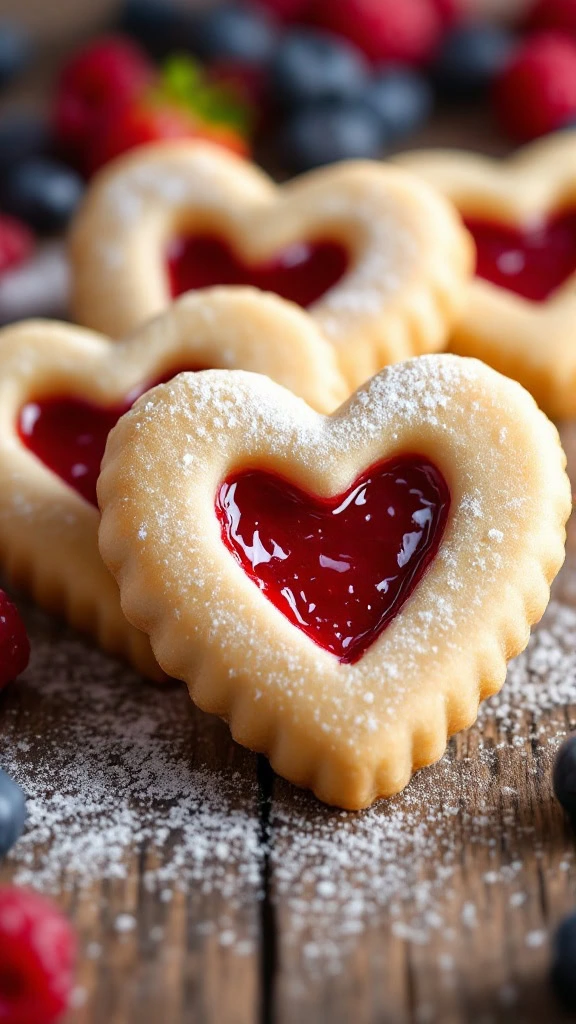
[257,755,277,1024]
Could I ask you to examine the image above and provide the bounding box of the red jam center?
[216,458,450,664]
[464,211,576,302]
[18,367,195,507]
[166,234,349,308]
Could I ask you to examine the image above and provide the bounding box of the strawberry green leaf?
[158,55,253,136]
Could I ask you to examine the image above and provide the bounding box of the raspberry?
[526,0,576,35]
[306,0,443,65]
[430,0,464,25]
[53,35,153,162]
[0,590,30,689]
[0,887,76,1024]
[0,215,34,277]
[254,0,312,19]
[495,32,576,140]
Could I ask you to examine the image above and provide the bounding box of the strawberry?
[305,0,443,66]
[208,60,269,112]
[53,35,154,164]
[87,57,252,174]
[87,100,248,174]
[495,32,576,140]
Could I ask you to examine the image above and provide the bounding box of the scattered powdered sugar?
[478,591,576,733]
[114,913,137,933]
[1,552,576,974]
[525,930,547,949]
[1,617,263,903]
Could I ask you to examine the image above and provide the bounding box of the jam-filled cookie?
[69,140,473,389]
[97,354,570,808]
[0,288,347,678]
[395,132,576,418]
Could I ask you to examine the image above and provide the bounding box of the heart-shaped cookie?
[395,132,576,418]
[69,140,473,389]
[0,288,347,678]
[97,354,570,808]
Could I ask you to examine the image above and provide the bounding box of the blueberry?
[270,29,368,110]
[431,22,516,99]
[118,0,200,59]
[0,114,52,174]
[0,158,84,234]
[192,3,279,66]
[0,22,31,90]
[553,734,576,819]
[552,912,576,1010]
[277,99,385,173]
[363,66,433,140]
[0,768,26,858]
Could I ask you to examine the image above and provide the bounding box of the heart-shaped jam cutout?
[18,367,195,507]
[166,235,349,308]
[216,457,450,664]
[464,211,576,302]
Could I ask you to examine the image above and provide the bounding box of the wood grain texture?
[0,616,264,1024]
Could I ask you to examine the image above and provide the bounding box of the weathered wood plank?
[0,610,263,1024]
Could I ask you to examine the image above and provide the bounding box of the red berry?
[53,35,154,161]
[254,0,312,19]
[0,216,34,277]
[88,101,194,172]
[526,0,576,35]
[0,887,76,1024]
[495,32,576,140]
[87,99,249,175]
[306,0,443,65]
[0,591,29,689]
[430,0,464,25]
[208,59,268,113]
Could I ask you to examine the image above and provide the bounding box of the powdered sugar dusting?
[1,546,575,974]
[98,158,417,327]
[75,146,466,352]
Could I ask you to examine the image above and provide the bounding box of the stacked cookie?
[395,133,576,419]
[0,138,571,808]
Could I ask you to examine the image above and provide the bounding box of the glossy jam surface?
[464,211,576,302]
[216,458,450,664]
[167,234,349,308]
[18,367,194,507]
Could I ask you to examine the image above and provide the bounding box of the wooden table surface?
[2,439,576,1024]
[2,3,576,1023]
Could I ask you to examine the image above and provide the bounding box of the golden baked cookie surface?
[98,353,570,808]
